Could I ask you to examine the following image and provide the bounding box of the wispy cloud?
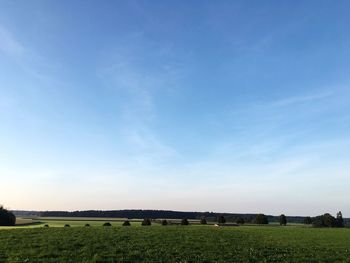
[0,24,59,83]
[0,25,25,57]
[269,91,334,107]
[97,38,182,166]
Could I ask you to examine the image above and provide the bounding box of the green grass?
[0,217,204,229]
[0,217,144,229]
[0,225,350,262]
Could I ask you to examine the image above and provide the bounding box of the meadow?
[0,219,350,262]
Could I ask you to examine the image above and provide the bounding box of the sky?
[1,0,350,217]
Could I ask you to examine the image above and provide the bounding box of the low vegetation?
[181,218,189,225]
[200,218,207,224]
[218,215,226,224]
[122,220,130,226]
[141,218,151,226]
[236,217,245,225]
[1,205,348,261]
[1,225,350,262]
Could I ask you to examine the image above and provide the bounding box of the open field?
[1,224,350,262]
[0,217,208,229]
[0,217,136,229]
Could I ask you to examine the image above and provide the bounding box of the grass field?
[0,217,205,229]
[1,223,350,262]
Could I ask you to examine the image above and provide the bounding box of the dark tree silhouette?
[181,218,189,225]
[279,214,287,226]
[0,206,16,226]
[161,219,168,226]
[39,210,308,224]
[303,216,312,225]
[85,223,90,227]
[123,220,131,226]
[255,214,268,225]
[200,218,207,224]
[64,224,70,227]
[323,213,337,227]
[236,218,245,225]
[141,218,151,226]
[218,215,226,224]
[103,222,112,226]
[312,213,337,227]
[336,211,344,228]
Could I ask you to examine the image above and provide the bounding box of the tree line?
[38,209,306,223]
[3,207,346,227]
[213,212,344,227]
[303,212,344,228]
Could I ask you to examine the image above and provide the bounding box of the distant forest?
[13,209,322,224]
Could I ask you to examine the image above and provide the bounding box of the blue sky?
[1,1,350,216]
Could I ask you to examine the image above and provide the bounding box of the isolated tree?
[64,224,70,227]
[0,206,16,226]
[141,218,151,226]
[103,222,112,226]
[255,214,268,225]
[123,220,131,226]
[181,218,189,225]
[236,218,245,225]
[218,215,226,224]
[336,211,344,228]
[323,213,336,227]
[279,214,287,226]
[200,218,207,225]
[85,223,90,227]
[161,219,168,226]
[303,216,312,225]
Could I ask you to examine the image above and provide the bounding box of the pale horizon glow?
[1,1,350,217]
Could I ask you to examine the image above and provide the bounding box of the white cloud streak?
[0,24,59,83]
[0,26,25,57]
[269,91,334,107]
[97,39,181,168]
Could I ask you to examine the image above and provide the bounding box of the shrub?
[236,218,245,225]
[218,215,226,224]
[181,218,189,225]
[85,224,90,227]
[141,218,151,226]
[44,224,49,227]
[103,222,112,226]
[200,218,207,225]
[161,219,168,226]
[64,224,70,227]
[279,214,287,226]
[123,220,131,226]
[255,214,268,225]
[0,206,16,226]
